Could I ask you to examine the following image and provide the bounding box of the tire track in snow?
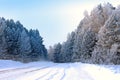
[64,63,94,80]
[41,63,70,80]
[47,69,59,80]
[37,69,59,80]
[39,64,70,80]
[35,65,60,80]
[24,64,57,73]
[16,64,60,80]
[35,69,53,80]
[48,68,66,80]
[60,64,70,80]
[16,66,55,80]
[0,64,58,80]
[0,66,33,73]
[59,69,66,80]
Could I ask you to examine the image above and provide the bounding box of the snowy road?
[0,60,120,80]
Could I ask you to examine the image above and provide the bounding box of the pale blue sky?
[0,0,119,48]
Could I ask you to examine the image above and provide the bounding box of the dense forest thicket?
[0,18,47,62]
[48,3,120,64]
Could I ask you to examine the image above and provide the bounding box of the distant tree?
[52,43,62,62]
[48,46,54,61]
[60,32,75,62]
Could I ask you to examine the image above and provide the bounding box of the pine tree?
[53,43,62,62]
[0,17,47,62]
[60,32,75,62]
[0,18,7,59]
[19,29,31,61]
[29,29,47,60]
[92,10,120,64]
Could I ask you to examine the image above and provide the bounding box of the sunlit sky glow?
[0,0,119,48]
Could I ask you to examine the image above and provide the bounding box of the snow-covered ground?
[0,60,120,80]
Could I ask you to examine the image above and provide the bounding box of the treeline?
[0,17,47,62]
[48,3,120,64]
[1,3,120,64]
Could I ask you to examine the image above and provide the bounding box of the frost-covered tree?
[49,3,120,64]
[53,43,62,62]
[48,32,75,63]
[48,46,54,61]
[60,32,75,62]
[72,29,96,62]
[0,17,47,62]
[92,10,120,64]
[18,29,31,61]
[0,18,7,58]
[4,20,27,60]
[29,29,47,60]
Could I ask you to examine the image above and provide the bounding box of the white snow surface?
[0,60,120,80]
